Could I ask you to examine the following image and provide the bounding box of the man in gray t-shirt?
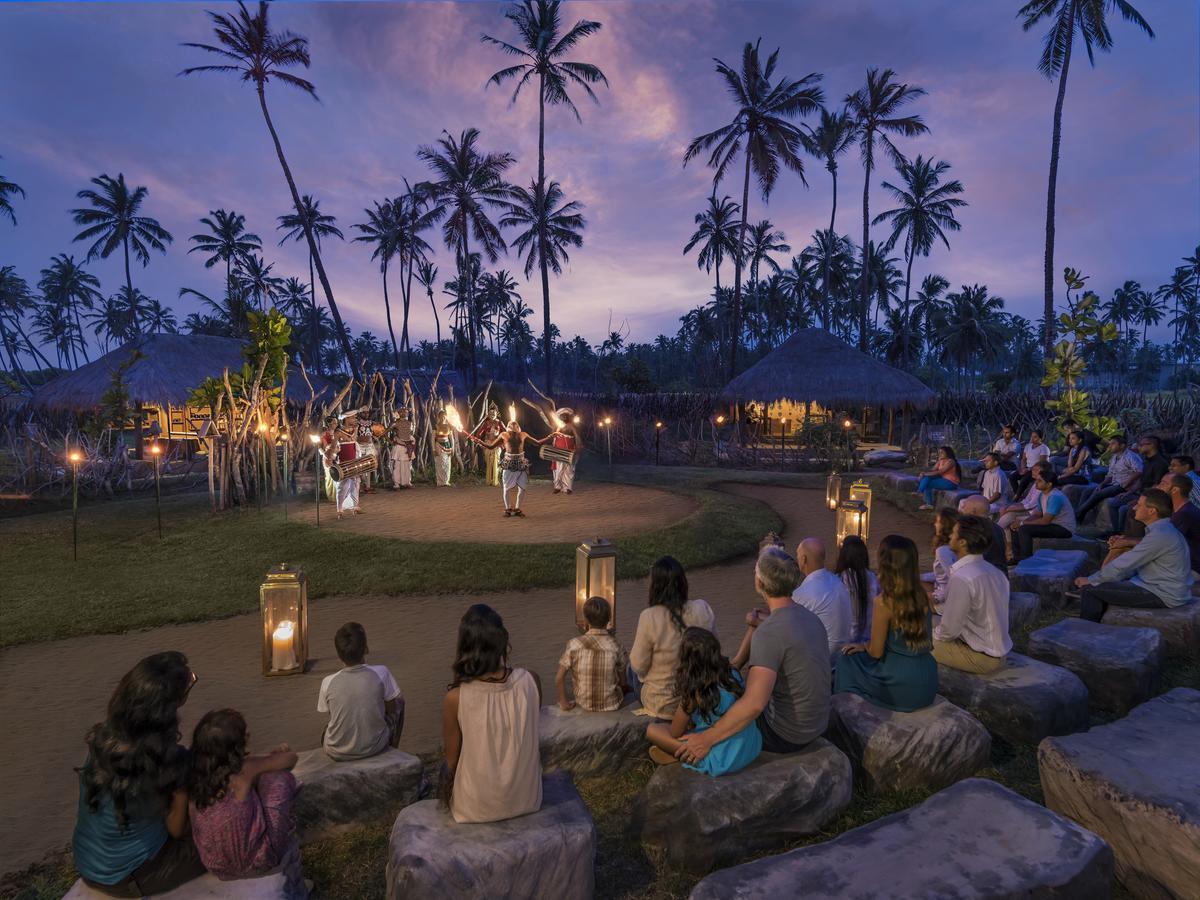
[675,547,831,765]
[318,622,405,761]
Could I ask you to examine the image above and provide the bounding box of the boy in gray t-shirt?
[748,603,831,750]
[317,622,405,761]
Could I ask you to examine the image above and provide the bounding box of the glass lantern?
[848,479,873,542]
[835,499,868,549]
[260,563,308,676]
[826,472,842,510]
[575,539,617,633]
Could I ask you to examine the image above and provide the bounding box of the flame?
[444,406,464,432]
[508,403,518,425]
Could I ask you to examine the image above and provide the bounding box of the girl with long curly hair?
[645,627,762,776]
[834,535,938,712]
[72,651,205,897]
[188,710,305,897]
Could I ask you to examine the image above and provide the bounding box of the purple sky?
[2,1,1197,352]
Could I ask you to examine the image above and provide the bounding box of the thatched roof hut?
[32,333,336,412]
[721,328,936,411]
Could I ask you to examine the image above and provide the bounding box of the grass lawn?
[0,466,782,648]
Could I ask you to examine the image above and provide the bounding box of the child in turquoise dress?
[645,627,762,775]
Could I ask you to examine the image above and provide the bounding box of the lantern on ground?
[848,479,873,542]
[575,539,617,633]
[260,564,308,676]
[826,472,842,510]
[835,499,868,549]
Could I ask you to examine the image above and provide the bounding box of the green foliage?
[610,357,655,393]
[245,307,292,387]
[92,351,142,437]
[187,375,224,414]
[1042,268,1120,442]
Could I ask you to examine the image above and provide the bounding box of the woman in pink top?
[917,445,963,509]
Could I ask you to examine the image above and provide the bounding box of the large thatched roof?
[32,333,336,411]
[721,328,936,409]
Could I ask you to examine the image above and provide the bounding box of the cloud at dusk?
[1,0,1196,353]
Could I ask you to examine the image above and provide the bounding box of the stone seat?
[880,471,919,492]
[65,872,290,899]
[825,693,990,793]
[539,699,648,778]
[936,652,1090,745]
[1039,688,1200,899]
[688,778,1113,899]
[1010,550,1091,610]
[1102,599,1199,657]
[863,449,908,469]
[934,487,977,510]
[1031,536,1105,571]
[635,740,851,875]
[385,771,595,900]
[1028,618,1163,715]
[292,747,423,846]
[1008,590,1041,631]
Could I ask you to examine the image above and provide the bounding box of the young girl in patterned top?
[188,710,306,898]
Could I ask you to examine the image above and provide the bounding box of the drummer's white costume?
[550,407,582,494]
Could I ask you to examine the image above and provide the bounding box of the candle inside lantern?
[271,620,297,671]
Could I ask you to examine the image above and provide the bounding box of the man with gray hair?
[675,547,830,763]
[792,537,852,659]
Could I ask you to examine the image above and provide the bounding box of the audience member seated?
[1013,471,1076,562]
[932,516,1012,673]
[834,535,938,712]
[188,710,305,897]
[72,652,206,898]
[995,462,1050,558]
[1058,430,1095,486]
[917,445,963,510]
[792,537,853,659]
[922,507,959,608]
[1109,436,1169,536]
[630,556,717,718]
[1075,434,1142,523]
[441,604,542,824]
[1010,429,1051,499]
[317,622,404,761]
[1168,454,1200,507]
[674,548,830,765]
[991,424,1021,472]
[556,596,629,712]
[1073,490,1195,622]
[646,628,762,775]
[957,494,1008,573]
[979,452,1011,513]
[835,535,880,644]
[1102,474,1200,575]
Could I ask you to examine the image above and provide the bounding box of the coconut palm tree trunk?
[426,285,442,366]
[902,245,915,367]
[859,144,873,351]
[1042,1,1076,356]
[730,152,752,379]
[536,76,555,394]
[305,252,321,373]
[825,166,837,331]
[0,323,32,388]
[461,237,478,387]
[380,256,400,369]
[255,85,359,380]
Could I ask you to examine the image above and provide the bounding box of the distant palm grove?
[2,0,1196,398]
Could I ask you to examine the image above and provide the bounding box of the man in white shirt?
[996,461,1050,558]
[1013,470,1077,561]
[979,452,1011,514]
[791,537,852,659]
[1010,429,1051,498]
[1076,434,1142,522]
[992,425,1021,472]
[933,515,1012,674]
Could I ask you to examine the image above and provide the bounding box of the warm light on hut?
[260,564,308,676]
[826,472,842,510]
[848,479,873,541]
[575,539,617,633]
[835,499,868,548]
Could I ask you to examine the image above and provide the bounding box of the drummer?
[325,410,365,519]
[551,408,583,495]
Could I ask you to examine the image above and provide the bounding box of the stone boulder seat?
[936,652,1090,745]
[1102,599,1199,657]
[1030,536,1106,571]
[64,872,291,900]
[862,449,909,469]
[825,693,990,793]
[635,741,852,875]
[292,747,423,845]
[1028,619,1164,715]
[539,701,648,779]
[1010,550,1092,610]
[1039,688,1200,899]
[688,778,1114,900]
[934,487,977,510]
[385,771,595,900]
[879,471,919,493]
[1008,590,1041,632]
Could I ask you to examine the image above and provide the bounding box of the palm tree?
[394,181,440,367]
[32,299,79,369]
[845,68,928,350]
[71,173,173,300]
[684,39,823,377]
[276,276,310,322]
[276,194,343,370]
[188,209,262,299]
[415,260,442,365]
[800,229,856,333]
[1170,295,1200,369]
[872,155,966,366]
[38,255,102,367]
[744,220,789,286]
[111,285,153,339]
[353,199,403,367]
[779,254,816,333]
[1105,279,1141,342]
[482,0,607,393]
[1018,0,1153,354]
[417,128,517,386]
[143,298,178,334]
[1157,266,1194,355]
[232,254,284,309]
[910,273,950,363]
[179,285,252,337]
[1,267,54,384]
[940,283,1006,387]
[182,0,359,378]
[0,161,25,226]
[1132,286,1165,344]
[801,108,858,320]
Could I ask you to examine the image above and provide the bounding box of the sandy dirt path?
[0,483,931,874]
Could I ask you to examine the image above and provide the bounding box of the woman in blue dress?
[835,534,938,713]
[645,627,762,775]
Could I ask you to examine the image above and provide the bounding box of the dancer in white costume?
[324,411,365,518]
[472,421,551,517]
[388,409,415,489]
[550,408,583,494]
[433,411,454,487]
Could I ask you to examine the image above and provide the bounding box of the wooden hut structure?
[720,328,936,445]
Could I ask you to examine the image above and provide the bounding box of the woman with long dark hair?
[73,651,206,897]
[916,446,962,509]
[1058,431,1095,486]
[629,556,717,717]
[834,535,938,712]
[440,604,542,823]
[835,536,880,644]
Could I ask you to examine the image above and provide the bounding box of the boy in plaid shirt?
[556,597,629,711]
